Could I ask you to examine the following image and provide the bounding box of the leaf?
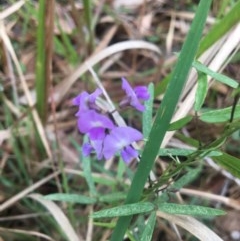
[194,71,208,111]
[158,148,221,157]
[140,212,156,241]
[158,148,195,156]
[99,192,126,203]
[213,152,240,179]
[171,167,201,190]
[200,105,240,123]
[168,116,193,131]
[44,193,97,204]
[143,83,154,138]
[158,203,225,217]
[91,202,155,219]
[193,61,238,89]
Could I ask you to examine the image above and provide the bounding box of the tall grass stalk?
[36,0,46,122]
[36,0,55,123]
[110,0,213,239]
[83,0,94,52]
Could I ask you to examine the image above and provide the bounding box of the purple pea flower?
[120,77,150,112]
[77,110,115,140]
[102,126,143,163]
[73,88,102,114]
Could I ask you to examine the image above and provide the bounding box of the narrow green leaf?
[140,212,156,241]
[171,167,201,190]
[143,83,154,138]
[213,152,240,179]
[44,193,97,204]
[83,0,94,50]
[168,116,193,131]
[93,221,116,229]
[117,157,126,180]
[91,202,155,219]
[158,148,195,156]
[194,72,208,111]
[200,105,240,123]
[36,0,46,121]
[193,61,238,89]
[99,192,126,203]
[158,203,225,217]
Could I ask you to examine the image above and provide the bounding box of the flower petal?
[134,86,150,100]
[91,139,104,160]
[77,110,115,134]
[82,143,93,156]
[121,77,146,112]
[88,88,102,104]
[89,127,106,140]
[103,127,142,160]
[73,88,102,114]
[121,145,138,163]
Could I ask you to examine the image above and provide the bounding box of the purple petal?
[121,77,146,112]
[91,139,104,160]
[73,88,102,113]
[88,88,102,104]
[103,126,143,160]
[121,145,138,163]
[77,110,115,134]
[88,127,106,140]
[134,86,150,100]
[73,91,89,110]
[122,77,136,99]
[82,143,93,156]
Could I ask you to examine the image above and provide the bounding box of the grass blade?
[110,0,212,239]
[36,0,54,123]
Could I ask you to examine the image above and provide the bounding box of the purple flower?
[120,77,150,112]
[73,88,102,114]
[102,126,143,163]
[77,110,115,140]
[82,140,104,160]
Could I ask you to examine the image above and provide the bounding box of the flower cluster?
[73,77,150,163]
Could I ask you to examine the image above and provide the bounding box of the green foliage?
[36,0,47,122]
[111,1,213,239]
[157,203,225,217]
[91,202,155,218]
[139,212,156,241]
[143,83,154,138]
[200,105,240,123]
[194,71,208,111]
[171,167,201,190]
[193,61,239,88]
[213,152,240,178]
[44,193,97,204]
[168,116,193,131]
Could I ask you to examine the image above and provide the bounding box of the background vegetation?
[0,0,240,240]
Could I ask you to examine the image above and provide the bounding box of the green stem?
[36,0,46,122]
